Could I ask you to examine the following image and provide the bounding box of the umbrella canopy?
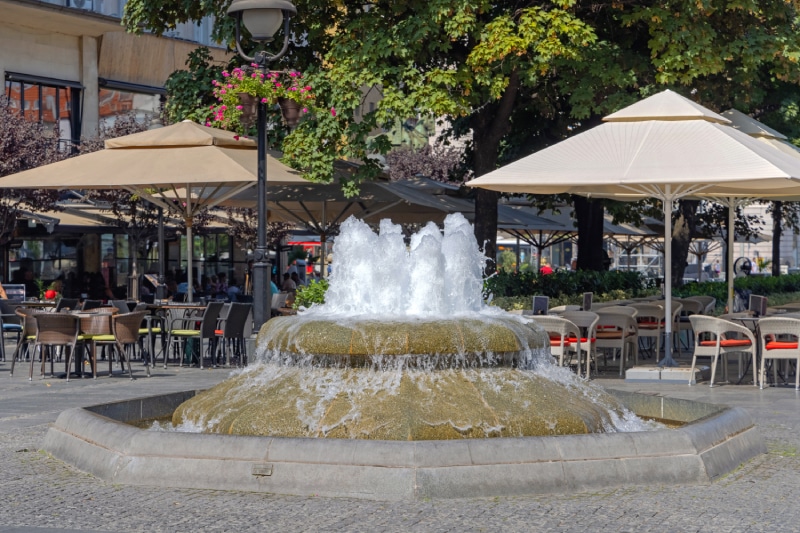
[468,89,800,366]
[0,120,303,301]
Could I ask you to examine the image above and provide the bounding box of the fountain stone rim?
[41,388,766,500]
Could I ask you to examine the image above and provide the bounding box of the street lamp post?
[228,0,296,332]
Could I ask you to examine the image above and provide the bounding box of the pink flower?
[261,98,268,103]
[227,84,233,88]
[302,107,308,113]
[220,89,226,95]
[205,122,211,126]
[236,105,243,110]
[234,135,240,140]
[331,107,337,117]
[222,71,229,77]
[289,71,298,78]
[220,105,227,111]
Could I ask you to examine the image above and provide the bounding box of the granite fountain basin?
[42,388,765,500]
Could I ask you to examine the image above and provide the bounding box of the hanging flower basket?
[210,66,315,134]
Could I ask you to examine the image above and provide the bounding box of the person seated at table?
[290,272,303,287]
[281,272,297,293]
[216,273,229,297]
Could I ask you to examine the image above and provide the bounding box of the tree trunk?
[469,71,520,275]
[573,196,607,271]
[772,201,783,277]
[671,200,699,287]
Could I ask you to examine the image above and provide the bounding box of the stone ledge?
[41,389,766,500]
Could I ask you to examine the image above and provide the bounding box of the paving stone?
[1,353,799,531]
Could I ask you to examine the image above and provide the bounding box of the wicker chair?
[528,315,581,369]
[90,311,148,380]
[560,311,600,378]
[629,303,667,360]
[29,313,81,381]
[757,317,800,390]
[688,315,756,387]
[8,307,38,378]
[595,310,638,376]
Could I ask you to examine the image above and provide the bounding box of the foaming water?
[305,213,486,318]
[172,213,656,437]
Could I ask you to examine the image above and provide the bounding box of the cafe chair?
[55,298,80,313]
[91,311,148,380]
[30,312,81,382]
[757,317,800,390]
[560,311,600,378]
[595,310,639,376]
[629,303,667,360]
[8,307,38,378]
[688,316,756,387]
[686,295,716,315]
[215,302,252,367]
[81,299,104,311]
[674,298,704,354]
[165,301,225,369]
[527,315,581,369]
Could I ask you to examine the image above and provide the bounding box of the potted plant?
[209,67,315,133]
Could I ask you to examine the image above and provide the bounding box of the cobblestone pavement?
[1,353,799,532]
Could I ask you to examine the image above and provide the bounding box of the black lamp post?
[228,0,296,331]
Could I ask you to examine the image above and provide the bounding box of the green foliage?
[675,274,800,303]
[484,269,655,300]
[163,47,226,124]
[293,279,329,309]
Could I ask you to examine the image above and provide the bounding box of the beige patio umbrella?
[0,120,304,302]
[468,89,800,366]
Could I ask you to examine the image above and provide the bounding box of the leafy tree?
[0,99,64,248]
[163,47,229,125]
[124,0,800,279]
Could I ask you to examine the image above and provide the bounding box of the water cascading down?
[174,213,647,439]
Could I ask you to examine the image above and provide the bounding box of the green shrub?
[293,279,329,309]
[484,270,656,301]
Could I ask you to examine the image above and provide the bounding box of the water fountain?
[173,214,644,439]
[42,214,765,499]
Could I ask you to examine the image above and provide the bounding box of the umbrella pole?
[660,193,677,367]
[186,218,193,303]
[727,198,735,313]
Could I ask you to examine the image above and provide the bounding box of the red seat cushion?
[765,341,799,350]
[567,336,595,344]
[214,329,224,336]
[550,339,568,346]
[699,339,752,348]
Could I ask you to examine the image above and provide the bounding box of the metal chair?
[55,298,80,312]
[688,315,756,387]
[81,299,104,311]
[165,301,225,369]
[757,317,800,390]
[215,302,252,367]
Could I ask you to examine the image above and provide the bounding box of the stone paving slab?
[1,355,799,532]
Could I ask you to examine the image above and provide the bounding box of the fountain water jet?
[173,214,648,439]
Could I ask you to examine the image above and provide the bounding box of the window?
[4,73,82,151]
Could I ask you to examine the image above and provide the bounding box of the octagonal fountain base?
[42,389,765,500]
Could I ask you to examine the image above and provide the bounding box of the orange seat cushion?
[214,329,224,335]
[765,341,799,350]
[699,339,752,348]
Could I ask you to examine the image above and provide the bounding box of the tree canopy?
[124,0,800,277]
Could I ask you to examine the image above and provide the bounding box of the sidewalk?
[1,355,799,532]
